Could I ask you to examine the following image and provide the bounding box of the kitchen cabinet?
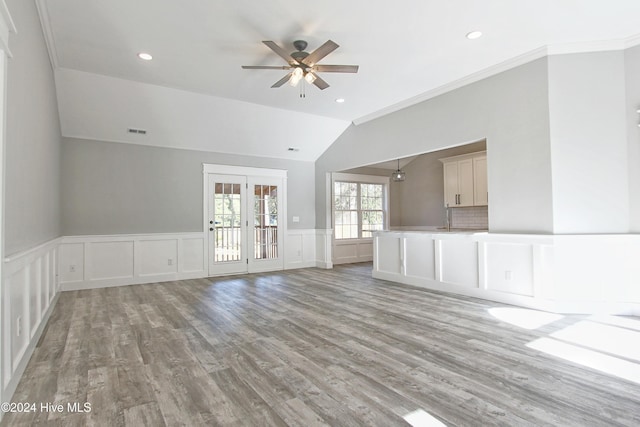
[440,151,487,207]
[473,155,488,206]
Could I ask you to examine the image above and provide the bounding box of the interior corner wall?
[4,0,62,255]
[316,57,553,233]
[547,51,629,233]
[61,138,316,236]
[625,45,640,232]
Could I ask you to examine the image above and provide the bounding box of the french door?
[207,173,284,276]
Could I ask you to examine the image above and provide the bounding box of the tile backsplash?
[451,206,488,229]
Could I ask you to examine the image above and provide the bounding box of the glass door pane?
[214,182,242,262]
[248,177,283,273]
[208,174,247,276]
[253,184,278,260]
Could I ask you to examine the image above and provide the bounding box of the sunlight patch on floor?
[403,409,448,427]
[550,320,640,362]
[488,307,564,330]
[527,337,640,384]
[588,314,640,331]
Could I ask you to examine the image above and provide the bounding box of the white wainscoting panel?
[373,231,640,315]
[484,242,534,296]
[404,235,436,280]
[138,239,177,277]
[438,236,479,288]
[333,239,373,265]
[375,234,401,274]
[2,238,61,409]
[285,229,317,270]
[182,237,205,273]
[88,241,134,280]
[315,229,333,269]
[59,233,207,290]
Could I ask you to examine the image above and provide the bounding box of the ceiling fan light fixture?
[304,71,316,84]
[289,67,304,86]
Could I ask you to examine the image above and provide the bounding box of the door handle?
[209,227,213,231]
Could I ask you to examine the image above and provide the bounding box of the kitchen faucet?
[445,204,451,231]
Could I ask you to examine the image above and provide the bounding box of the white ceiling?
[36,0,640,160]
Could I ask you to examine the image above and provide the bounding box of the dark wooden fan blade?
[312,74,330,90]
[263,41,297,65]
[271,73,292,88]
[313,64,359,73]
[302,40,339,66]
[242,65,291,70]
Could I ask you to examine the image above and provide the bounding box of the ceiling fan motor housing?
[291,40,309,62]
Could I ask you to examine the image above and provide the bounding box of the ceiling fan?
[242,40,359,91]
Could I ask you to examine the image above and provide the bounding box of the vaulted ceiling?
[37,0,640,161]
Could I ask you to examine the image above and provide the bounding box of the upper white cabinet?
[473,155,488,206]
[440,151,487,207]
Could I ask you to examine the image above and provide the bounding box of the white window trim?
[331,173,390,240]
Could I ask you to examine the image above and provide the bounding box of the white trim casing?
[202,163,288,276]
[331,172,390,265]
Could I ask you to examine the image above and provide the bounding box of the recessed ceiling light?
[335,98,345,103]
[466,31,483,40]
[137,52,153,61]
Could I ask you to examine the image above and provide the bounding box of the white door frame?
[202,164,287,276]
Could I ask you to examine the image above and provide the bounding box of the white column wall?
[547,51,630,233]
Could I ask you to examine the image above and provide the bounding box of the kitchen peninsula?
[373,229,640,315]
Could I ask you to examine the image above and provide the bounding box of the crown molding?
[35,0,58,68]
[354,32,640,126]
[0,0,16,56]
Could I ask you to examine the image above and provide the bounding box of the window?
[334,181,386,239]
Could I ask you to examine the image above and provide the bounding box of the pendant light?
[392,159,406,182]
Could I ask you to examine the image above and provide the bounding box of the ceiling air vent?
[127,128,147,135]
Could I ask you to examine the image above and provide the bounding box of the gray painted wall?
[316,58,553,233]
[61,138,316,235]
[548,51,629,233]
[4,0,62,255]
[390,141,486,227]
[625,45,640,232]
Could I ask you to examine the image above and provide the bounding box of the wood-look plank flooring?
[3,263,640,426]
